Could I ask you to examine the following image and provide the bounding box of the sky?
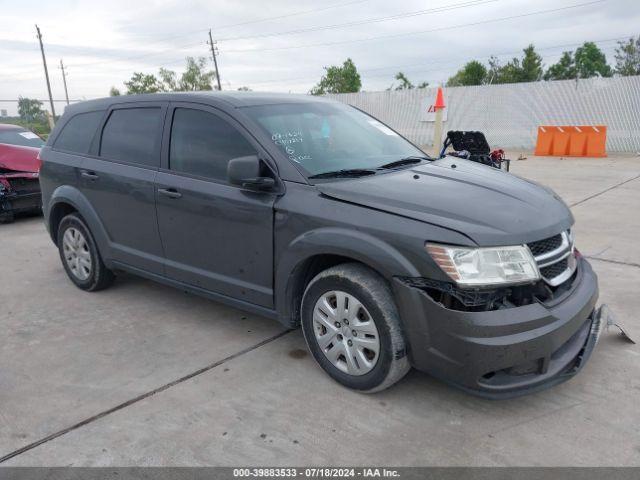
[0,0,638,115]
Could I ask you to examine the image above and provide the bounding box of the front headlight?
[426,243,540,287]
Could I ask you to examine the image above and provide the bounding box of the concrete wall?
[326,75,640,153]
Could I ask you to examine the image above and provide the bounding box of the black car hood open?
[316,157,573,246]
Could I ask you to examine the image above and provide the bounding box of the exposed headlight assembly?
[426,243,540,287]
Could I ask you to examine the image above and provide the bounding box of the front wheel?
[301,263,410,392]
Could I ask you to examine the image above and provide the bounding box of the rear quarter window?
[99,108,162,168]
[54,110,105,154]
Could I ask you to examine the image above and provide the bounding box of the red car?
[0,124,44,222]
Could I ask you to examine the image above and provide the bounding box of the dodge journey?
[39,92,602,397]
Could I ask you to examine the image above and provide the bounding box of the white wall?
[326,75,640,153]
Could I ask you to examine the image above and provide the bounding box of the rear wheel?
[57,213,114,291]
[301,263,410,392]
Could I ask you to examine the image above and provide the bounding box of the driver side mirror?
[227,155,276,190]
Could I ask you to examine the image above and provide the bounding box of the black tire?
[57,213,114,291]
[301,263,410,392]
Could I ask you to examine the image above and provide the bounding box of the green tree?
[486,56,502,84]
[574,42,612,78]
[158,68,179,91]
[394,71,414,90]
[177,57,216,91]
[310,58,361,95]
[614,35,640,76]
[109,86,121,96]
[124,72,162,94]
[447,60,487,86]
[520,44,543,81]
[17,97,45,124]
[417,81,429,88]
[484,45,543,84]
[122,57,216,94]
[544,51,576,80]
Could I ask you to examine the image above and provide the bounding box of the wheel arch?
[47,186,111,261]
[275,227,420,328]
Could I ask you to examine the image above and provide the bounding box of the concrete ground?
[1,154,639,466]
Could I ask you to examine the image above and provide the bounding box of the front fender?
[275,227,421,325]
[48,185,112,264]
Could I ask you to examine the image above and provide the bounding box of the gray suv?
[39,92,601,397]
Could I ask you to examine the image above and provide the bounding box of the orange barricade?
[534,125,607,157]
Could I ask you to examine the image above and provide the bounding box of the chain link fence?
[326,75,640,153]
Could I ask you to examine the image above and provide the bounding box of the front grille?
[540,258,568,279]
[527,230,576,287]
[527,234,562,256]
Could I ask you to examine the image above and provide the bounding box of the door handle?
[81,170,99,180]
[158,188,182,199]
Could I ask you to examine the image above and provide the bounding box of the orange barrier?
[534,125,607,157]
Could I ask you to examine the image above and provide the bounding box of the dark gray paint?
[39,91,599,397]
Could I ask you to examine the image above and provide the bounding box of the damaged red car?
[0,124,44,223]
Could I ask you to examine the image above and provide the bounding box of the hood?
[0,143,41,174]
[316,157,573,246]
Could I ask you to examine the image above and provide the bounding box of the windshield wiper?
[308,168,377,179]
[377,156,431,170]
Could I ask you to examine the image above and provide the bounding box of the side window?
[100,107,162,167]
[54,110,104,154]
[169,108,256,181]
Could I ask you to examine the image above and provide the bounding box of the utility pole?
[35,25,56,120]
[59,59,70,105]
[207,29,222,91]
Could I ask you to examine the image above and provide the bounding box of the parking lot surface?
[1,155,639,466]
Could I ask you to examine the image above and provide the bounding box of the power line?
[223,0,608,53]
[217,0,499,42]
[241,35,629,87]
[68,40,205,68]
[77,0,495,68]
[55,0,375,69]
[0,99,85,103]
[207,0,373,31]
[54,0,608,74]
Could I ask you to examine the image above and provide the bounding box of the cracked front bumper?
[393,257,599,399]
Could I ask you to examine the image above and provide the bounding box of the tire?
[57,213,114,291]
[301,263,410,392]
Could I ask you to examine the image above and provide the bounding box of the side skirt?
[111,261,280,322]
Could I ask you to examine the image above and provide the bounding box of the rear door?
[80,102,167,274]
[155,102,276,308]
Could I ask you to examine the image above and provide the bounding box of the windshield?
[0,129,45,148]
[243,102,425,177]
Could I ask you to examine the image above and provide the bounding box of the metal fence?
[326,75,640,153]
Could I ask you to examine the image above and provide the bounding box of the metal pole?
[35,25,56,120]
[208,29,222,91]
[60,59,70,105]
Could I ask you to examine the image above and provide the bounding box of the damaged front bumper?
[393,257,600,399]
[0,172,42,221]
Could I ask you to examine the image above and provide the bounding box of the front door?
[155,104,276,308]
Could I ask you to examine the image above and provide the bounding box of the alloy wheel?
[62,227,92,281]
[312,290,381,376]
